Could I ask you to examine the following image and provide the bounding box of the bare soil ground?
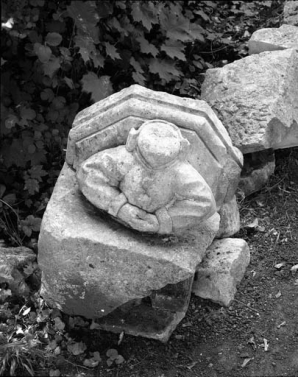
[53,147,297,377]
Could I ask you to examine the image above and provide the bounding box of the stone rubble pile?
[38,84,249,342]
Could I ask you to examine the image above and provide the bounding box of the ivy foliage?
[0,0,284,245]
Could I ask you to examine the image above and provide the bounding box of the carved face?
[126,120,184,169]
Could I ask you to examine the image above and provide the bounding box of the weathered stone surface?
[0,246,38,296]
[67,84,243,210]
[192,238,250,306]
[201,49,298,154]
[239,150,276,196]
[96,276,193,342]
[248,24,298,55]
[77,120,217,235]
[283,0,298,26]
[38,163,220,320]
[216,196,240,238]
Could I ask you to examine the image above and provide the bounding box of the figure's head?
[126,120,189,169]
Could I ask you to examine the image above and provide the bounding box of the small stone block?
[192,238,250,306]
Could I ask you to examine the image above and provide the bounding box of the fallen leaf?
[290,264,298,274]
[83,358,100,368]
[186,361,198,370]
[115,355,125,365]
[263,338,269,351]
[49,370,60,377]
[67,341,87,355]
[107,359,113,367]
[274,262,285,269]
[246,218,258,228]
[118,331,124,345]
[22,307,31,316]
[256,200,264,207]
[54,317,65,331]
[275,291,282,298]
[106,348,118,360]
[248,336,256,350]
[92,351,101,361]
[256,225,266,232]
[241,358,252,368]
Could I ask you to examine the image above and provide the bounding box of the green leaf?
[132,71,146,86]
[136,36,158,57]
[54,317,66,331]
[104,42,121,60]
[189,23,205,43]
[34,43,52,63]
[130,57,144,73]
[20,107,36,120]
[81,73,114,102]
[194,9,210,21]
[67,1,100,43]
[74,35,104,67]
[2,139,27,168]
[52,96,66,110]
[107,17,124,33]
[2,193,16,205]
[160,40,186,61]
[96,2,114,18]
[41,88,55,102]
[161,13,205,43]
[149,59,182,82]
[63,77,75,89]
[131,2,158,31]
[45,32,62,46]
[28,165,47,181]
[28,144,36,154]
[193,60,204,69]
[5,115,18,129]
[115,355,125,365]
[43,56,61,78]
[106,349,118,359]
[67,341,87,356]
[24,178,40,195]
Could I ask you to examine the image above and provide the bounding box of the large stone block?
[201,49,298,154]
[38,85,244,340]
[192,238,250,306]
[38,163,219,320]
[248,24,298,55]
[66,85,242,210]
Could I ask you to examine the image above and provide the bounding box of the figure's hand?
[118,203,159,233]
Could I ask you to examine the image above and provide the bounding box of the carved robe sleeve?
[76,146,134,216]
[167,163,216,231]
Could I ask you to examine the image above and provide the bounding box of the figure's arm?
[77,147,159,232]
[76,147,132,216]
[156,164,216,233]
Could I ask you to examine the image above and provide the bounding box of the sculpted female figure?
[77,120,216,234]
